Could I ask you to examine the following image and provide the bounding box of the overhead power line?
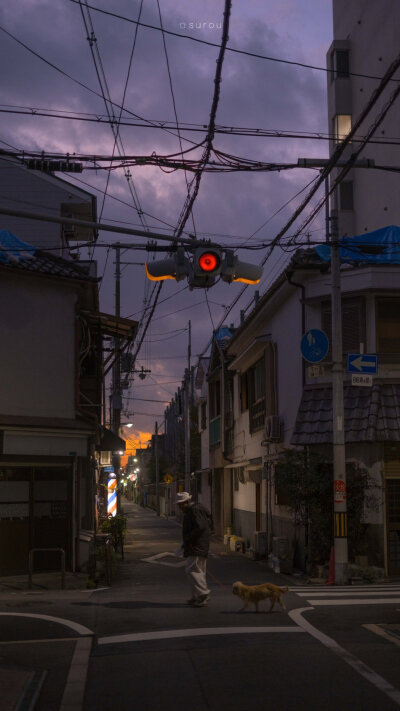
[199,44,400,358]
[67,0,400,84]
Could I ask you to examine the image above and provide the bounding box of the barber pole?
[107,475,117,517]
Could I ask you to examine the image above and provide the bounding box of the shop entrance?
[0,464,72,575]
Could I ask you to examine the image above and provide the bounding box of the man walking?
[176,492,212,607]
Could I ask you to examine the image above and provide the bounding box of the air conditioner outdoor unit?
[264,415,281,442]
[100,451,112,465]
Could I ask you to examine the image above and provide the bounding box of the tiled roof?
[291,383,400,445]
[0,230,97,282]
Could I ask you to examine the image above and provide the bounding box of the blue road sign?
[300,329,329,363]
[347,353,378,374]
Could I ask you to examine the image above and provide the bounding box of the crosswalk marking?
[310,598,400,606]
[297,590,400,597]
[289,584,400,607]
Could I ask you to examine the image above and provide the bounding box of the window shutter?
[321,297,365,359]
[265,342,277,416]
[342,299,366,353]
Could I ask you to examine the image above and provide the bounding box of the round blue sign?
[300,329,329,363]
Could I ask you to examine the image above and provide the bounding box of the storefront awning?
[96,426,126,452]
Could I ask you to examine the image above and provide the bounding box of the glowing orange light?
[199,252,219,272]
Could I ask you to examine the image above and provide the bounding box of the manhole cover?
[6,600,52,607]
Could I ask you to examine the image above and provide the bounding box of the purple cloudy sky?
[0,0,333,444]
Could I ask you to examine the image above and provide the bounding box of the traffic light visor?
[145,260,176,281]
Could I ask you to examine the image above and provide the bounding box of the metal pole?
[184,321,191,491]
[155,421,160,515]
[330,211,348,585]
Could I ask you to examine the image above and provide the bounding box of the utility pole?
[330,211,348,585]
[155,421,160,516]
[112,244,122,511]
[184,320,191,492]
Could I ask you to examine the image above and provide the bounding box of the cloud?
[1,0,333,435]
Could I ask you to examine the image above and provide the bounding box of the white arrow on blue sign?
[347,353,378,374]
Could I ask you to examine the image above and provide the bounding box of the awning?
[96,426,126,452]
[291,383,400,445]
[81,310,138,339]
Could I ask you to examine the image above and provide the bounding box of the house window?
[376,298,400,360]
[340,181,354,211]
[200,402,207,431]
[248,357,266,433]
[330,49,350,80]
[321,297,366,360]
[209,380,220,420]
[333,114,352,143]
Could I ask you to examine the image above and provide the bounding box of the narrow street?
[1,502,399,710]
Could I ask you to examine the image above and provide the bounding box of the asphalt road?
[0,502,399,711]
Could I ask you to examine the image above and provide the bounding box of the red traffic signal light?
[198,251,220,273]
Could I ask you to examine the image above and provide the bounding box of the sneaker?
[192,594,210,607]
[186,597,197,605]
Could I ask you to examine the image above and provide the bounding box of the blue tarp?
[315,225,400,264]
[0,230,36,264]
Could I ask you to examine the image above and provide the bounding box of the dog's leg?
[255,601,259,613]
[238,600,249,613]
[269,598,275,612]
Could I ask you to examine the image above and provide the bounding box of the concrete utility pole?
[184,321,191,492]
[155,421,160,516]
[112,244,122,511]
[330,212,348,585]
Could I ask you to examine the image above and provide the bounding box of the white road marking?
[297,590,400,597]
[98,626,305,645]
[289,607,400,707]
[290,585,400,592]
[308,598,400,606]
[59,636,92,711]
[140,552,186,567]
[0,612,93,636]
[0,637,81,645]
[363,624,400,648]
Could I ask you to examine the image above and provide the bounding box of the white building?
[327,0,400,237]
[221,246,400,577]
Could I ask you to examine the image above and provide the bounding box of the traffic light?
[145,247,190,282]
[145,245,262,287]
[190,247,222,288]
[221,250,262,285]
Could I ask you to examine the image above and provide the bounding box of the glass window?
[333,114,352,143]
[332,49,349,79]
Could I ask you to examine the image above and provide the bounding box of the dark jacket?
[182,502,212,558]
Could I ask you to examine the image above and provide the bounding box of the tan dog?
[232,581,289,613]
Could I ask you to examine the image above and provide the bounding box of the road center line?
[98,626,305,645]
[289,607,400,707]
